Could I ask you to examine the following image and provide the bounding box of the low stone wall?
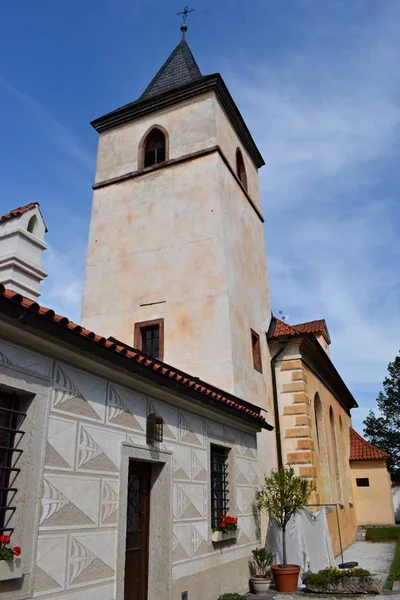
[305,575,382,595]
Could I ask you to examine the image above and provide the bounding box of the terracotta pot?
[250,576,271,595]
[271,564,300,592]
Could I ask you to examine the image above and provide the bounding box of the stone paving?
[246,540,398,599]
[341,541,396,584]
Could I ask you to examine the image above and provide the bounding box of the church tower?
[81,31,272,410]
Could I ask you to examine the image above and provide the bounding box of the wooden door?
[124,460,151,600]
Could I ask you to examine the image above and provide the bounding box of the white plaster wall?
[214,98,261,208]
[0,206,47,299]
[82,152,238,393]
[0,337,262,600]
[95,94,217,183]
[83,91,271,408]
[217,156,271,405]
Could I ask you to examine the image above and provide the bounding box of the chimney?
[0,203,48,300]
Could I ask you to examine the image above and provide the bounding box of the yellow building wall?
[274,344,357,556]
[351,460,395,526]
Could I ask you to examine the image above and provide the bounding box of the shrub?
[256,466,313,566]
[251,547,274,577]
[304,567,371,585]
[366,527,400,542]
[218,595,247,600]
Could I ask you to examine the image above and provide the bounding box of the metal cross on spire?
[177,6,195,38]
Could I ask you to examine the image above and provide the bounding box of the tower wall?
[82,92,272,410]
[94,94,216,184]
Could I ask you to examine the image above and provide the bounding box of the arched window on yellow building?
[340,416,353,506]
[314,394,331,502]
[330,407,344,506]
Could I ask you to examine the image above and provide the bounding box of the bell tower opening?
[142,127,167,168]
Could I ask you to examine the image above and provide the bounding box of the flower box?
[0,558,22,582]
[211,529,237,543]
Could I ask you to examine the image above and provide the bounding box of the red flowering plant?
[0,536,21,561]
[213,515,238,533]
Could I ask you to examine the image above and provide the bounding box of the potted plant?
[0,535,22,581]
[211,515,238,542]
[256,466,313,593]
[250,547,274,595]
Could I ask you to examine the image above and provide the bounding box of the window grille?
[0,393,25,534]
[210,445,229,529]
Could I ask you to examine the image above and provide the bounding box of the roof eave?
[269,330,358,413]
[0,293,272,431]
[91,74,265,169]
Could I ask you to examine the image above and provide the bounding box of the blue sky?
[1,1,399,433]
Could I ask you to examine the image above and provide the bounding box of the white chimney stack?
[0,203,47,300]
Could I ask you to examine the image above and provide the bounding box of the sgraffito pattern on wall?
[0,340,259,597]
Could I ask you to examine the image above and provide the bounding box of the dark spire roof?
[140,39,202,100]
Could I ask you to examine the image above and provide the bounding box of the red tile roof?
[350,428,390,461]
[0,202,38,224]
[270,318,330,341]
[0,285,271,429]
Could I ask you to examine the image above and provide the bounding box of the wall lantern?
[146,413,164,444]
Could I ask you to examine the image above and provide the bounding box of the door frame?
[116,443,172,600]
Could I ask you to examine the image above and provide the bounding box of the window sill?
[0,558,22,581]
[211,530,237,543]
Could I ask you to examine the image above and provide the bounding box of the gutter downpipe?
[271,341,288,470]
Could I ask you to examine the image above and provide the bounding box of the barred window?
[210,445,230,529]
[0,393,25,534]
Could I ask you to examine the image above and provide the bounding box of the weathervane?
[177,6,195,38]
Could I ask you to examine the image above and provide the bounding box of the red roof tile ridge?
[0,202,39,225]
[271,319,298,337]
[0,284,268,427]
[270,316,330,342]
[350,427,390,461]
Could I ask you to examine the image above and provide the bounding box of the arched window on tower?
[330,407,344,506]
[314,394,331,502]
[235,148,248,191]
[142,128,166,168]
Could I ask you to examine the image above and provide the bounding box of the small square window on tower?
[134,319,164,361]
[251,329,262,373]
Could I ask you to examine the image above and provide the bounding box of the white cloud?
[227,4,400,432]
[41,245,84,323]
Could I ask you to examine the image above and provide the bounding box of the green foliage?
[217,595,247,600]
[366,527,400,542]
[256,466,313,566]
[256,467,313,529]
[364,352,400,480]
[304,567,371,585]
[385,540,400,590]
[0,546,14,561]
[251,547,274,577]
